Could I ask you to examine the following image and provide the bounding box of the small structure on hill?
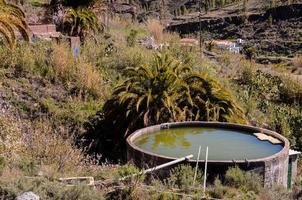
[29,24,61,41]
[212,40,241,54]
[28,24,80,58]
[179,38,199,47]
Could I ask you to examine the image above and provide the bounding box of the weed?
[166,164,203,193]
[146,19,163,43]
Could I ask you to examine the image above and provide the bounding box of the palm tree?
[104,53,245,136]
[0,0,30,48]
[84,53,245,160]
[64,8,102,40]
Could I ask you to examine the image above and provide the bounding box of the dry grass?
[76,62,105,98]
[293,55,302,69]
[51,43,75,83]
[51,43,105,98]
[23,121,85,176]
[146,19,164,42]
[0,114,26,160]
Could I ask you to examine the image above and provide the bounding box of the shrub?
[126,29,138,47]
[146,19,163,42]
[117,164,144,186]
[0,157,5,175]
[225,167,245,188]
[0,177,104,200]
[259,185,290,200]
[17,157,38,176]
[292,176,302,199]
[24,121,85,175]
[243,172,262,193]
[0,115,24,159]
[237,191,258,200]
[166,164,203,193]
[208,178,229,199]
[225,167,262,193]
[242,45,257,60]
[279,75,302,105]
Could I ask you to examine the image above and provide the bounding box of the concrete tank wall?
[127,122,290,187]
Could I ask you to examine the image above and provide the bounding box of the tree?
[0,0,30,48]
[63,8,103,40]
[84,53,245,160]
[50,0,98,8]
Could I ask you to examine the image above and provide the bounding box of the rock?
[15,192,40,200]
[139,37,159,50]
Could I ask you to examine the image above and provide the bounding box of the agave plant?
[0,0,30,48]
[64,8,103,40]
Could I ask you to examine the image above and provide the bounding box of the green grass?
[40,98,103,127]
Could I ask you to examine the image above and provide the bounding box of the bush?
[236,191,258,200]
[225,167,262,193]
[0,177,103,200]
[208,178,229,199]
[126,29,138,47]
[259,185,290,200]
[117,164,142,181]
[242,45,257,60]
[166,164,203,193]
[0,157,5,175]
[243,172,262,193]
[279,75,302,105]
[24,121,85,175]
[225,167,245,188]
[0,42,106,99]
[17,157,38,176]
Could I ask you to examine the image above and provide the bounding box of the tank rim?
[126,121,290,163]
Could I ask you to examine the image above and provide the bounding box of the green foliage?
[105,52,244,132]
[17,157,38,176]
[208,177,230,199]
[0,157,5,175]
[88,52,245,160]
[268,14,273,26]
[166,164,203,193]
[242,46,257,60]
[117,164,142,181]
[237,67,302,150]
[50,0,98,8]
[236,191,258,200]
[126,29,138,47]
[225,167,245,188]
[292,176,302,199]
[0,177,104,200]
[260,185,290,200]
[64,8,102,40]
[0,0,30,48]
[225,167,262,194]
[107,165,144,200]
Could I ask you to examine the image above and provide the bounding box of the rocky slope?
[167,4,302,58]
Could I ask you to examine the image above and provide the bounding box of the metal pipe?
[120,154,194,181]
[203,146,208,195]
[193,146,201,186]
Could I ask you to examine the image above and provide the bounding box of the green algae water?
[134,127,283,160]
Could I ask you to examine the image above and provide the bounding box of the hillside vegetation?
[0,0,302,199]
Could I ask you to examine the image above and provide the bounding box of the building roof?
[179,38,198,46]
[289,149,301,156]
[213,40,235,46]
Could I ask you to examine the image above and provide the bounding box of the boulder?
[15,192,39,200]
